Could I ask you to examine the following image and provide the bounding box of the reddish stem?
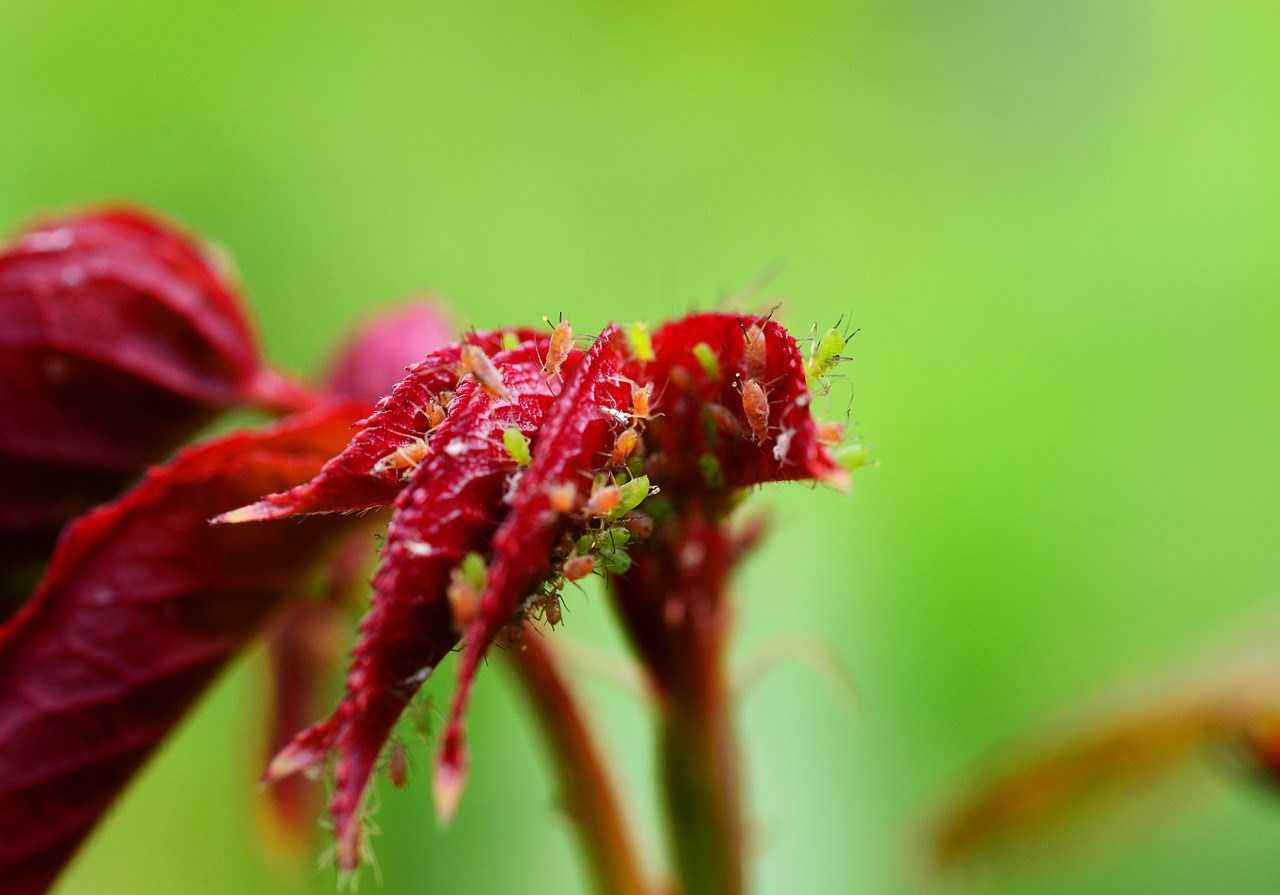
[611,513,746,895]
[505,624,658,895]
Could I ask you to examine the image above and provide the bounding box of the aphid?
[586,485,622,517]
[806,324,851,383]
[630,382,654,421]
[706,403,749,441]
[627,321,654,362]
[546,482,577,514]
[502,427,532,467]
[836,442,869,472]
[739,379,770,442]
[458,345,512,401]
[374,437,430,476]
[607,475,652,521]
[692,341,720,381]
[596,546,632,574]
[742,323,767,380]
[817,420,846,446]
[610,426,640,465]
[388,742,409,788]
[446,552,487,629]
[501,331,522,351]
[563,553,595,582]
[699,453,724,488]
[542,316,573,376]
[620,511,654,540]
[543,591,563,626]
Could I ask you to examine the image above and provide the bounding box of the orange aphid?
[543,317,573,376]
[740,379,769,442]
[446,570,480,630]
[546,482,577,514]
[631,382,653,421]
[610,427,640,465]
[586,485,622,517]
[459,344,511,401]
[742,323,767,380]
[563,553,595,582]
[375,438,430,475]
[818,420,846,447]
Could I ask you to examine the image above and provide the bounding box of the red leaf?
[0,405,368,895]
[324,300,456,406]
[0,208,312,581]
[220,329,542,521]
[436,326,633,817]
[644,312,846,492]
[262,344,564,869]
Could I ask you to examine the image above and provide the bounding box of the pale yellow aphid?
[446,552,487,630]
[374,438,430,476]
[628,322,654,362]
[459,345,511,401]
[543,316,574,376]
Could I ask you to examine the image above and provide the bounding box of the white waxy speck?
[773,429,794,463]
[403,541,441,557]
[444,439,467,457]
[601,406,631,424]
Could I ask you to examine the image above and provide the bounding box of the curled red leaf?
[220,329,542,521]
[436,326,633,817]
[0,405,367,895]
[262,344,565,869]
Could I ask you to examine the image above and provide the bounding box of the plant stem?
[505,624,657,895]
[611,515,746,895]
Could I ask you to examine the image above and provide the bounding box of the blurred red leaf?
[0,208,315,596]
[0,404,367,895]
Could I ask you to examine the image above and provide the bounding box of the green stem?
[505,624,658,895]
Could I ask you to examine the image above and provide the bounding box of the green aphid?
[806,327,846,381]
[460,551,487,591]
[605,474,651,521]
[628,322,654,362]
[836,443,869,473]
[699,452,725,488]
[597,526,630,551]
[692,341,720,380]
[502,427,532,467]
[597,547,632,575]
[501,331,522,351]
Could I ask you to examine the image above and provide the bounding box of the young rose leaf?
[0,208,316,591]
[436,326,633,819]
[220,329,543,521]
[644,312,846,494]
[324,300,456,406]
[259,345,565,870]
[0,405,367,895]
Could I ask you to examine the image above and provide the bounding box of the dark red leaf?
[261,344,564,870]
[0,208,314,586]
[0,405,368,895]
[436,326,633,817]
[220,329,542,521]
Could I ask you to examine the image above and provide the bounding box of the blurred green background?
[3,1,1278,892]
